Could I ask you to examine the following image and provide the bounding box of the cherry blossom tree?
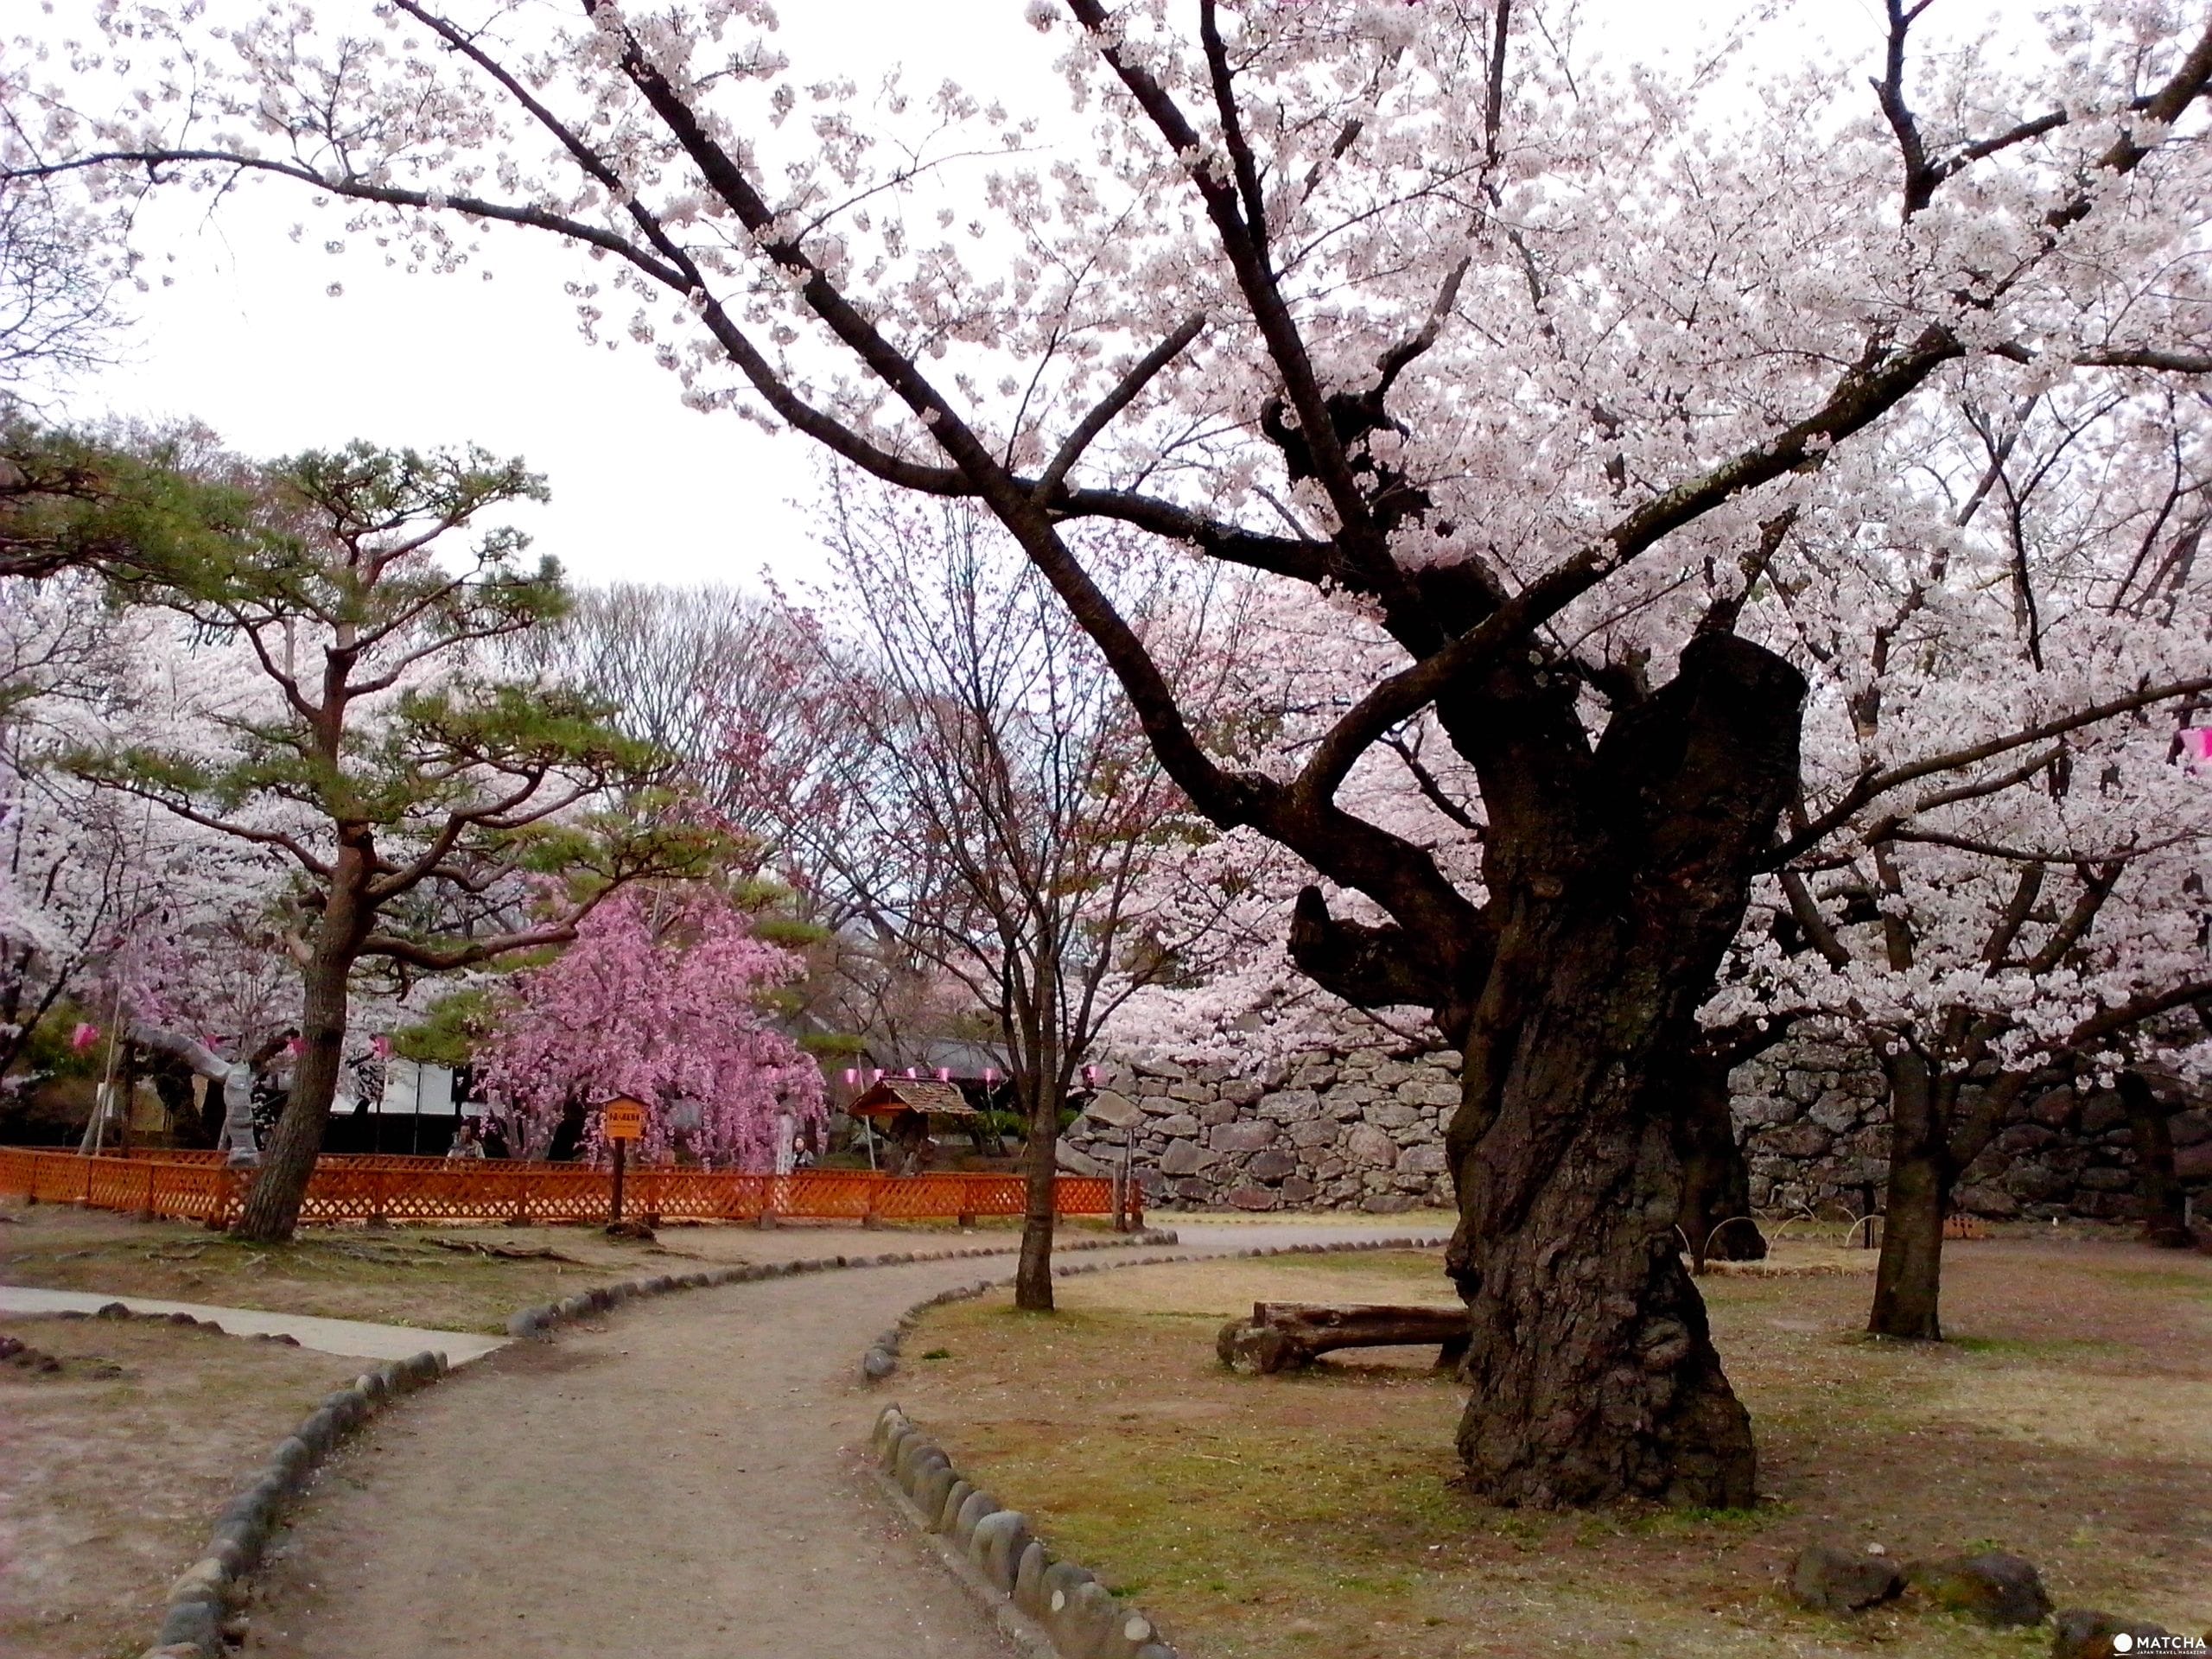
[1706,377,2212,1336]
[22,0,2212,1505]
[0,574,295,1103]
[0,168,129,397]
[476,883,823,1165]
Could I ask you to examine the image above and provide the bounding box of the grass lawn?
[0,1315,363,1659]
[891,1237,2212,1659]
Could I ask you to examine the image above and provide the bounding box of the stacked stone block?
[1083,1033,2209,1224]
[1070,1047,1462,1213]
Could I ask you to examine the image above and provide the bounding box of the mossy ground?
[893,1237,2212,1659]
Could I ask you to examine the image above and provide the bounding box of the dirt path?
[238,1223,1440,1658]
[0,1285,507,1365]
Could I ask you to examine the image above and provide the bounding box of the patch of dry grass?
[894,1238,2212,1659]
[0,1201,763,1333]
[0,1316,360,1659]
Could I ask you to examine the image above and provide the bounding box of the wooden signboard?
[601,1096,647,1226]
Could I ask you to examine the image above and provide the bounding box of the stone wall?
[1084,1034,2212,1223]
[1732,1039,2212,1224]
[1075,1046,1461,1213]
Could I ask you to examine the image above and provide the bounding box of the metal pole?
[610,1139,626,1226]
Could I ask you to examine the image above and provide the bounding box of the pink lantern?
[1082,1064,1098,1088]
[983,1067,999,1086]
[905,1066,918,1078]
[870,1069,885,1084]
[371,1033,392,1058]
[936,1066,951,1082]
[69,1021,99,1053]
[841,1067,859,1087]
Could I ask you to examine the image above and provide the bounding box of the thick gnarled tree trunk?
[2119,1072,2193,1249]
[1444,635,1804,1508]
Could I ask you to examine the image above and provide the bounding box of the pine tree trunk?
[1675,1049,1765,1268]
[1014,1082,1058,1311]
[1868,1055,1948,1338]
[233,930,357,1243]
[1443,635,1802,1508]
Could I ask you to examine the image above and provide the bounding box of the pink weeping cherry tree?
[476,885,824,1166]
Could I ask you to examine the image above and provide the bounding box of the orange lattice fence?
[0,1147,241,1222]
[0,1148,1117,1226]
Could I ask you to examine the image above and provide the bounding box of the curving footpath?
[234,1221,1443,1658]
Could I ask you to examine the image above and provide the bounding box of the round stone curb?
[862,1234,1446,1659]
[140,1347,449,1658]
[130,1224,1184,1658]
[872,1403,1179,1659]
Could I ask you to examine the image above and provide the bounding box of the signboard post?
[602,1096,646,1225]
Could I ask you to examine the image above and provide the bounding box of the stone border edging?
[874,1405,1181,1659]
[862,1233,1446,1659]
[141,1346,450,1658]
[132,1225,1180,1658]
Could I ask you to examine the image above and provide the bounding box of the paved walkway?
[236,1220,1443,1658]
[0,1284,507,1366]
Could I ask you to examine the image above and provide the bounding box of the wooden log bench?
[1216,1302,1469,1375]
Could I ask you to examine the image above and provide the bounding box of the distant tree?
[733,484,1211,1308]
[477,883,823,1164]
[519,584,804,819]
[0,168,128,397]
[68,440,719,1241]
[1704,379,2212,1334]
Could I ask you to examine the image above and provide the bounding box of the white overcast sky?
[66,0,1883,592]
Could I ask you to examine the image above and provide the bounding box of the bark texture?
[1014,1084,1058,1312]
[1445,635,1804,1508]
[233,857,369,1244]
[1673,1047,1768,1268]
[1867,1054,1949,1338]
[2119,1071,2192,1249]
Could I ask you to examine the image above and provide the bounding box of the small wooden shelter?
[847,1077,981,1175]
[846,1077,982,1123]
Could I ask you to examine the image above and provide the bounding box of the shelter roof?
[848,1077,981,1120]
